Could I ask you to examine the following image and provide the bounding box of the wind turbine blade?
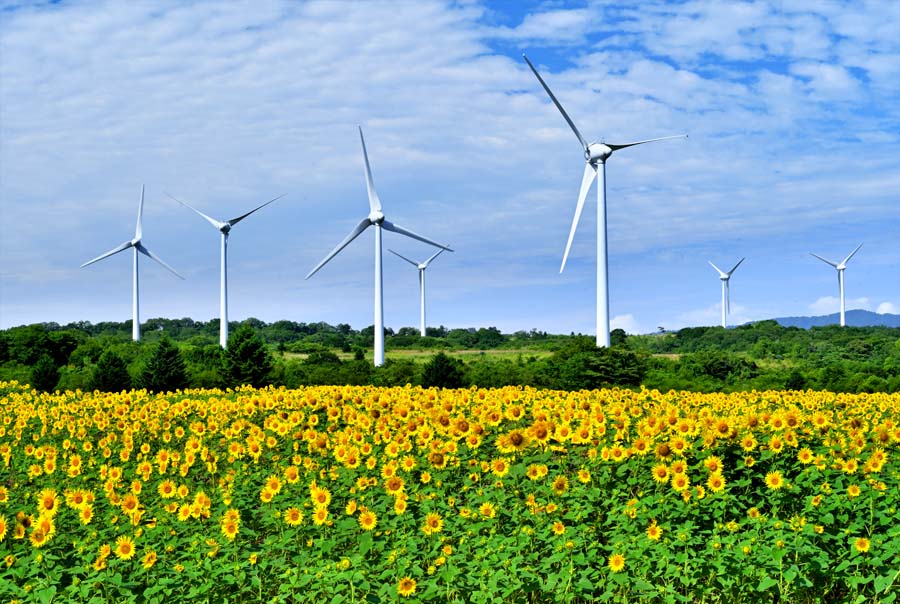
[606,135,688,151]
[228,193,287,227]
[135,184,145,240]
[810,252,838,268]
[358,126,382,214]
[80,241,134,268]
[841,243,863,266]
[166,192,226,230]
[708,260,727,277]
[422,247,446,267]
[305,218,372,279]
[381,220,453,251]
[136,243,184,279]
[560,163,597,273]
[522,54,588,152]
[727,257,745,275]
[388,249,419,267]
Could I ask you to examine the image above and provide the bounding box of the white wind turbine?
[388,248,447,337]
[306,127,452,366]
[523,54,686,348]
[708,258,745,328]
[810,243,863,327]
[81,185,184,342]
[167,192,286,348]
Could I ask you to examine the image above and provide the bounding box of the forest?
[2,317,899,393]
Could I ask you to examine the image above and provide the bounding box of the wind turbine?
[81,185,184,342]
[167,192,286,348]
[523,54,686,348]
[388,247,447,337]
[305,127,452,366]
[708,258,744,328]
[810,243,863,327]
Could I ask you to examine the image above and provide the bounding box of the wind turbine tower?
[708,258,744,328]
[523,54,686,348]
[306,127,452,366]
[388,248,447,337]
[810,244,863,327]
[167,192,286,348]
[81,185,184,341]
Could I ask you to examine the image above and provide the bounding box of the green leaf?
[757,576,778,592]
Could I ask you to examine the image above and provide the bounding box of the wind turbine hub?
[369,210,385,224]
[586,143,612,163]
[130,237,141,246]
[221,224,232,235]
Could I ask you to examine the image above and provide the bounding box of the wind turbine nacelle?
[368,210,384,224]
[586,143,612,163]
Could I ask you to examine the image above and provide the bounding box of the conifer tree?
[140,337,188,392]
[30,354,59,392]
[91,350,132,392]
[222,324,273,387]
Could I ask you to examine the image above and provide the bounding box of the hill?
[769,309,900,329]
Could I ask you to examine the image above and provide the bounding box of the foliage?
[140,337,188,393]
[1,382,899,603]
[222,324,273,388]
[90,350,132,392]
[421,352,467,389]
[29,355,59,393]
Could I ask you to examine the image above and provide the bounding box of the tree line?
[2,319,899,393]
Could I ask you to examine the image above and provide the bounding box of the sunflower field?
[1,380,898,604]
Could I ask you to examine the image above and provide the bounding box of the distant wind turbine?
[810,243,863,327]
[81,185,184,342]
[167,192,286,348]
[523,54,686,348]
[708,258,744,328]
[305,127,452,366]
[388,248,447,337]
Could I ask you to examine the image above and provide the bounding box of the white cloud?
[808,296,872,315]
[876,302,898,315]
[0,1,899,333]
[611,314,643,335]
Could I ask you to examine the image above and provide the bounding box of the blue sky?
[1,0,898,335]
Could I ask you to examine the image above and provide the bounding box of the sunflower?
[607,553,626,573]
[422,512,443,536]
[312,507,330,526]
[706,473,726,493]
[551,521,566,536]
[141,550,157,570]
[671,473,690,492]
[394,497,408,515]
[854,537,871,553]
[358,510,377,531]
[479,502,496,519]
[397,577,417,597]
[0,516,6,542]
[490,458,510,478]
[651,464,669,484]
[646,523,662,541]
[36,489,59,517]
[384,476,405,496]
[847,484,861,499]
[765,471,784,490]
[577,469,591,484]
[157,480,176,499]
[551,476,569,495]
[115,535,136,560]
[29,529,49,548]
[310,486,331,508]
[221,519,240,540]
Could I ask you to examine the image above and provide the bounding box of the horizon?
[2,1,899,335]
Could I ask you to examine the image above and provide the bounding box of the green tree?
[140,337,188,392]
[30,354,59,392]
[421,352,467,389]
[91,350,132,392]
[222,324,273,387]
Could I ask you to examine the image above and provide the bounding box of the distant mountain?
[769,310,900,329]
